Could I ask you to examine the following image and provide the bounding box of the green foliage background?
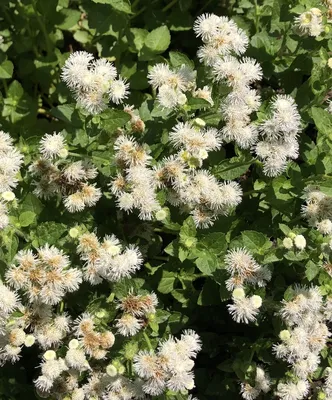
[1,0,332,399]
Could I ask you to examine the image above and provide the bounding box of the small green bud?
[95,309,107,319]
[106,364,118,377]
[232,288,245,300]
[155,209,167,221]
[279,330,291,341]
[69,227,79,238]
[59,148,68,158]
[193,117,206,127]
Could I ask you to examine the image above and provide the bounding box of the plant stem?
[162,0,178,13]
[32,1,52,55]
[143,331,153,351]
[254,0,260,33]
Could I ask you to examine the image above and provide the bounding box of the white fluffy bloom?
[39,132,66,159]
[275,380,309,400]
[294,235,306,250]
[295,9,323,37]
[116,314,142,336]
[227,295,262,324]
[109,78,129,104]
[61,51,129,114]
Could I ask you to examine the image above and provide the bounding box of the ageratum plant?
[1,0,332,399]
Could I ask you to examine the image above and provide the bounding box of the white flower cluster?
[6,245,82,305]
[148,63,196,109]
[155,159,242,229]
[322,367,332,399]
[77,231,143,284]
[224,248,271,324]
[282,233,307,251]
[30,132,102,212]
[133,330,201,395]
[169,121,222,167]
[111,127,242,228]
[0,131,23,229]
[194,14,262,149]
[240,365,271,400]
[32,326,199,400]
[0,295,71,365]
[34,314,115,397]
[273,285,332,399]
[302,186,332,235]
[194,15,302,176]
[0,283,22,365]
[253,95,301,177]
[295,8,324,37]
[61,51,129,114]
[194,14,249,65]
[111,135,161,220]
[115,291,158,336]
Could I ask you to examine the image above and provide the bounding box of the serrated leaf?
[241,231,272,254]
[305,260,319,282]
[157,271,176,294]
[145,26,171,53]
[99,109,131,133]
[19,211,36,227]
[0,60,13,79]
[169,51,194,69]
[92,0,131,13]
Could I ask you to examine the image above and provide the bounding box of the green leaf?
[51,104,82,127]
[128,28,149,52]
[195,252,218,275]
[187,97,211,110]
[213,157,253,180]
[311,107,332,139]
[199,233,227,255]
[56,9,81,30]
[33,222,67,246]
[99,109,131,133]
[19,211,36,227]
[169,51,194,69]
[157,270,176,294]
[91,0,131,13]
[305,260,319,282]
[241,231,272,254]
[144,26,171,54]
[21,194,44,216]
[0,60,13,79]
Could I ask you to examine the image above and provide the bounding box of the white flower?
[116,314,142,336]
[283,237,293,249]
[227,296,261,324]
[39,132,66,159]
[294,235,306,250]
[109,77,129,104]
[317,219,332,235]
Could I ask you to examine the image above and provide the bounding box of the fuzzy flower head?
[5,245,82,305]
[39,133,66,160]
[61,51,128,114]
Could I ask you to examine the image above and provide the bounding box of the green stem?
[32,1,52,55]
[68,152,84,158]
[60,301,64,313]
[131,0,140,9]
[143,331,153,351]
[253,0,260,33]
[198,0,213,14]
[162,0,178,12]
[3,80,8,96]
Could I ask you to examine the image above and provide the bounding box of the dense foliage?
[1,0,332,399]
